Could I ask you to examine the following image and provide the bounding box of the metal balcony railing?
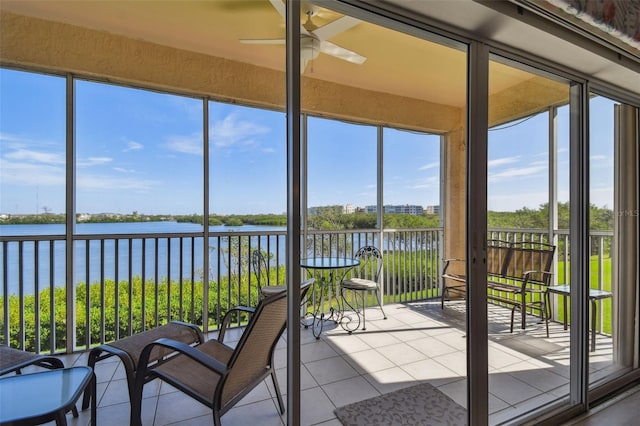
[1,227,613,354]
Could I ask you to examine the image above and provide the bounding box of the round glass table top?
[300,257,360,269]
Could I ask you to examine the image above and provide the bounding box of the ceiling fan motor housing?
[300,35,321,60]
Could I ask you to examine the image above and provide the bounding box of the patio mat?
[334,382,467,426]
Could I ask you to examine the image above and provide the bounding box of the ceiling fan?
[240,0,367,73]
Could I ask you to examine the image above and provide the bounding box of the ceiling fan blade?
[319,40,367,64]
[239,38,286,45]
[312,15,361,41]
[268,0,286,20]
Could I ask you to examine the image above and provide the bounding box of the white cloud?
[418,162,438,170]
[210,113,270,148]
[488,156,521,167]
[77,174,159,191]
[164,133,202,155]
[1,143,66,186]
[0,158,64,186]
[77,157,113,167]
[5,149,65,165]
[0,132,63,152]
[0,132,29,144]
[489,165,546,182]
[123,140,144,152]
[112,167,137,174]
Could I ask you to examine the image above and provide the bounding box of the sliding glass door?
[588,93,639,389]
[486,54,575,423]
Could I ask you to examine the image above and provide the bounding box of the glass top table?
[301,257,360,339]
[547,285,613,352]
[0,366,96,425]
[300,257,360,270]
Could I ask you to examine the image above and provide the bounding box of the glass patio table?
[301,257,360,339]
[547,285,613,352]
[0,366,96,425]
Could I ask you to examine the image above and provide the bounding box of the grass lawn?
[554,256,612,334]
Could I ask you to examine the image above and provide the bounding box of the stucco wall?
[444,111,467,281]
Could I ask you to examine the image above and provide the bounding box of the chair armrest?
[219,306,256,343]
[135,338,228,387]
[522,270,553,286]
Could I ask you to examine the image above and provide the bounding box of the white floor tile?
[342,348,396,375]
[362,367,422,394]
[321,375,380,407]
[305,356,359,385]
[61,301,624,426]
[375,342,427,366]
[299,387,340,425]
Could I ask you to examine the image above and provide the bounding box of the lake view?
[1,222,286,295]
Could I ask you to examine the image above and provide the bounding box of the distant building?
[424,205,440,214]
[365,204,424,215]
[343,204,356,214]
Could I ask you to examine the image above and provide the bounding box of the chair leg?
[545,313,549,338]
[542,296,549,338]
[213,410,223,426]
[270,369,285,414]
[130,366,145,426]
[510,307,516,333]
[374,288,387,320]
[82,348,100,410]
[361,290,366,331]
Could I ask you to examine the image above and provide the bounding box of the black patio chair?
[340,246,387,332]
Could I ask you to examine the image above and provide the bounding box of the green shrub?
[1,272,260,352]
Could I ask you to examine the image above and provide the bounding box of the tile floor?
[35,299,618,425]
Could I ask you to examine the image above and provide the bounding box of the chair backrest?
[505,241,555,285]
[220,279,314,405]
[352,246,383,282]
[487,239,512,276]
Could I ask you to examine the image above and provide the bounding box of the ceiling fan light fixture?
[300,35,320,73]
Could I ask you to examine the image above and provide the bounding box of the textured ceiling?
[3,0,617,110]
[0,0,476,108]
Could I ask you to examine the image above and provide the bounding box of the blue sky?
[1,68,615,216]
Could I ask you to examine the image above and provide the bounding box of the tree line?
[1,202,614,231]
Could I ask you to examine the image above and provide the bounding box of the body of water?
[1,222,286,296]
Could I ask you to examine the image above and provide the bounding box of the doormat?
[334,382,467,426]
